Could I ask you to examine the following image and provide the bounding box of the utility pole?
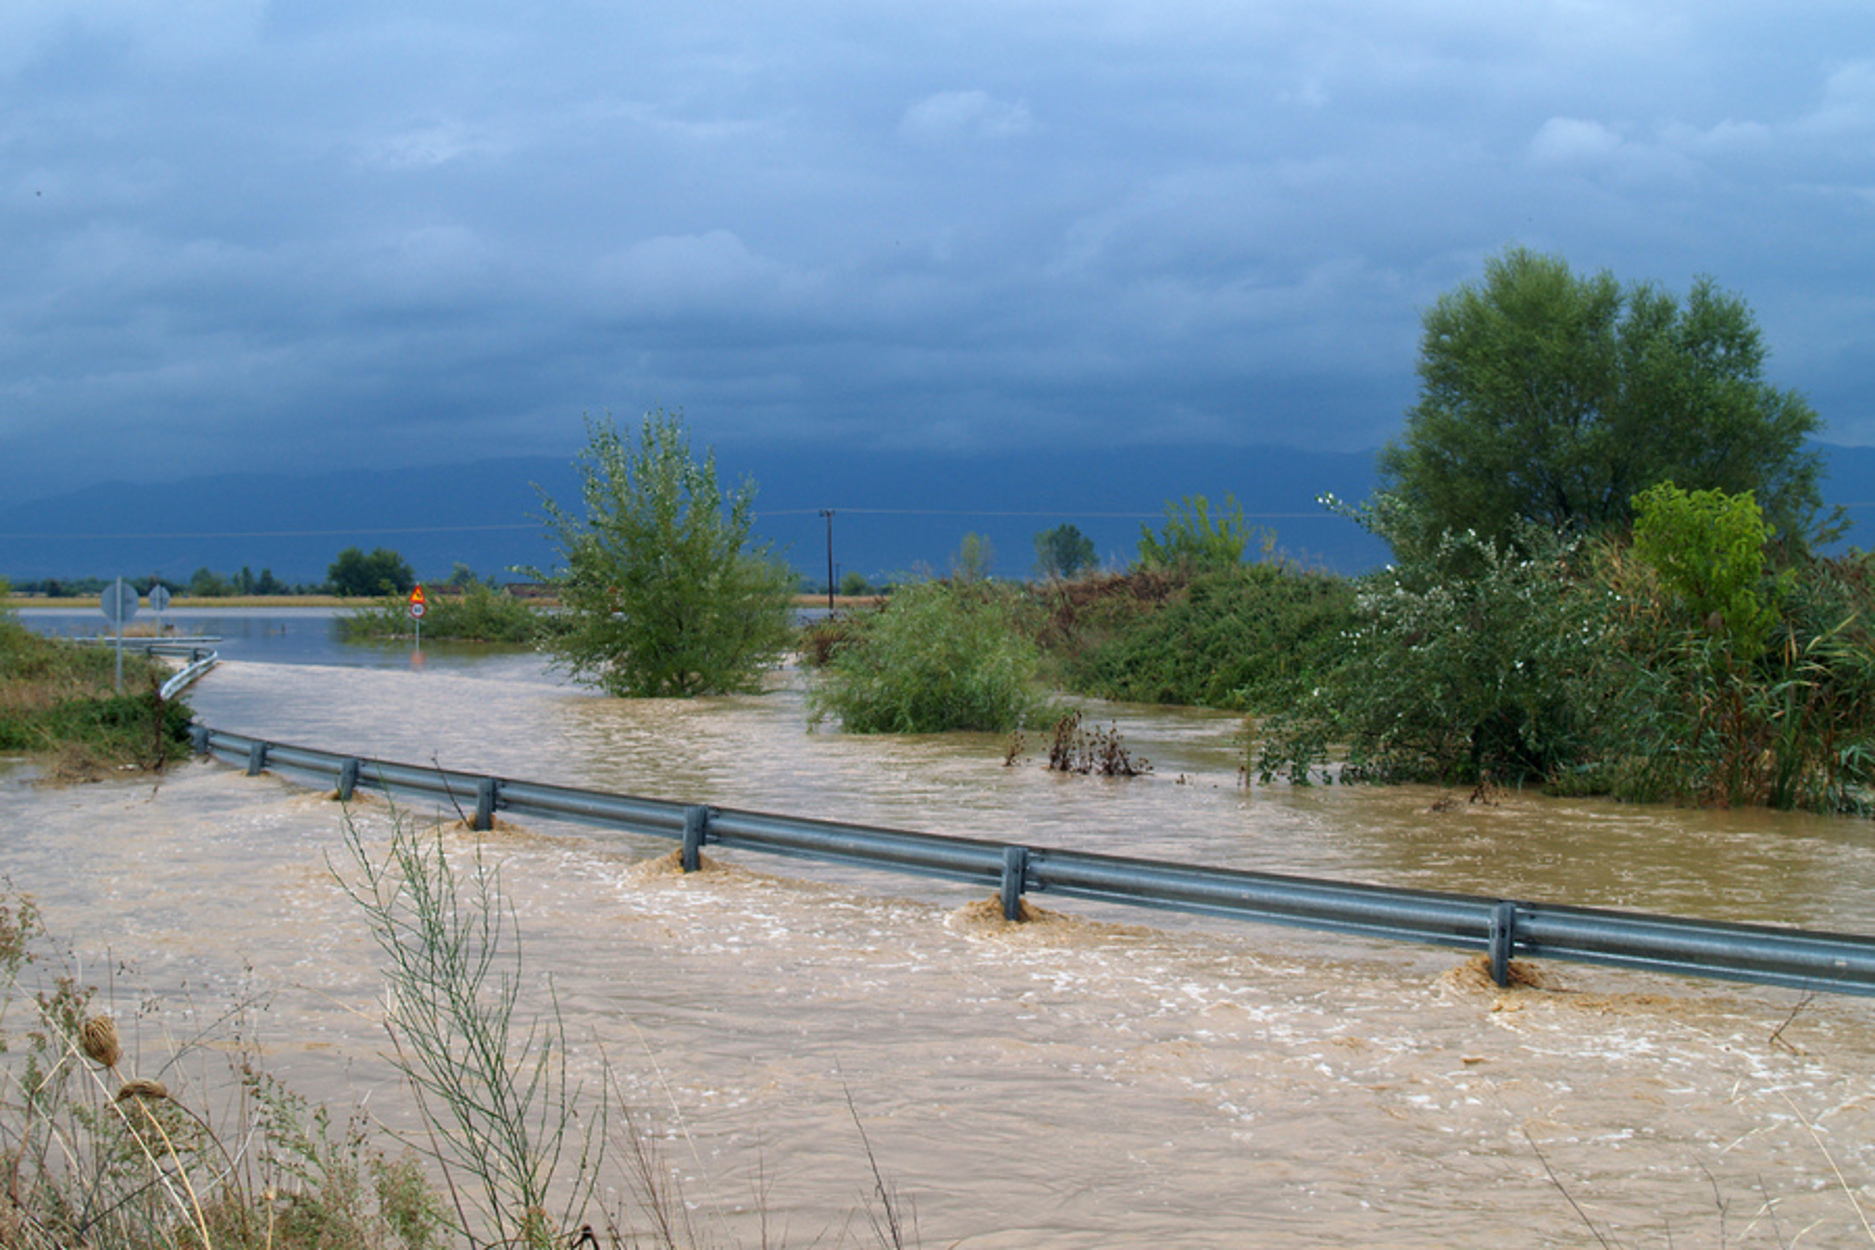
[819,509,836,613]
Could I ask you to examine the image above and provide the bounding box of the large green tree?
[328,547,415,597]
[1377,248,1823,554]
[532,410,797,697]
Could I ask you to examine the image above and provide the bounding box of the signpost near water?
[408,584,426,652]
[99,579,138,692]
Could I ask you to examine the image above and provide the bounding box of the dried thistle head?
[115,1078,168,1103]
[79,1016,121,1070]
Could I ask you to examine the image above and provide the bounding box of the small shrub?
[808,580,1053,733]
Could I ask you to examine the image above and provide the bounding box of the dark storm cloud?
[4,1,1874,497]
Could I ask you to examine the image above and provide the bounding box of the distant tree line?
[7,550,505,600]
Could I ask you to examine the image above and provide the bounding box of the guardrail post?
[190,724,211,755]
[246,741,268,776]
[1490,900,1518,987]
[336,758,362,802]
[682,806,710,873]
[1001,846,1030,921]
[472,777,501,832]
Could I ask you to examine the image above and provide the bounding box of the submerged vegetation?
[339,581,561,645]
[807,579,1053,734]
[531,411,799,697]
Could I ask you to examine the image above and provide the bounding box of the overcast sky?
[5,1,1874,499]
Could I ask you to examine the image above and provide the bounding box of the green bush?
[1630,481,1785,657]
[1252,524,1609,786]
[808,581,1054,733]
[1060,563,1356,711]
[1575,540,1875,811]
[1136,493,1262,573]
[532,411,799,697]
[1249,491,1875,811]
[340,582,556,644]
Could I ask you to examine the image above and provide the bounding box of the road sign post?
[99,579,139,692]
[408,585,427,651]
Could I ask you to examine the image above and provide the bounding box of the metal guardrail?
[158,647,219,700]
[190,725,1875,998]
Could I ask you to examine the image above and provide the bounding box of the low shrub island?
[808,580,1054,733]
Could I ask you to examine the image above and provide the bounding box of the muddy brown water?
[7,649,1875,1247]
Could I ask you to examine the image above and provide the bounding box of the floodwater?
[8,613,1875,1247]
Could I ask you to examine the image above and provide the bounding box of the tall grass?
[335,811,602,1249]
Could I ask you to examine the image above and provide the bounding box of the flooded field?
[8,618,1875,1246]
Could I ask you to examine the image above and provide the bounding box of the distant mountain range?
[6,442,1874,588]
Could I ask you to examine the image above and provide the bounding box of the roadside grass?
[0,610,192,775]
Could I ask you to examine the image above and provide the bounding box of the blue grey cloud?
[4,1,1873,497]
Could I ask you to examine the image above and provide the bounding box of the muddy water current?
[8,631,1875,1246]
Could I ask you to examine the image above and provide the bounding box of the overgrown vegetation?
[1046,562,1356,711]
[1249,487,1875,811]
[0,601,193,775]
[339,582,560,644]
[337,813,601,1248]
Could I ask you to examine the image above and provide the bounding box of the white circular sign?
[100,582,139,625]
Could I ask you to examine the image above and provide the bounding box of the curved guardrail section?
[190,724,1875,999]
[157,647,219,700]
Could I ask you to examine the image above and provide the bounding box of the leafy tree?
[531,410,797,697]
[1378,247,1823,555]
[951,532,995,583]
[1033,523,1098,581]
[839,570,872,597]
[443,561,491,590]
[1630,482,1783,657]
[187,567,232,597]
[328,547,416,597]
[1136,494,1260,572]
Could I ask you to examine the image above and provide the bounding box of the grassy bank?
[0,609,193,777]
